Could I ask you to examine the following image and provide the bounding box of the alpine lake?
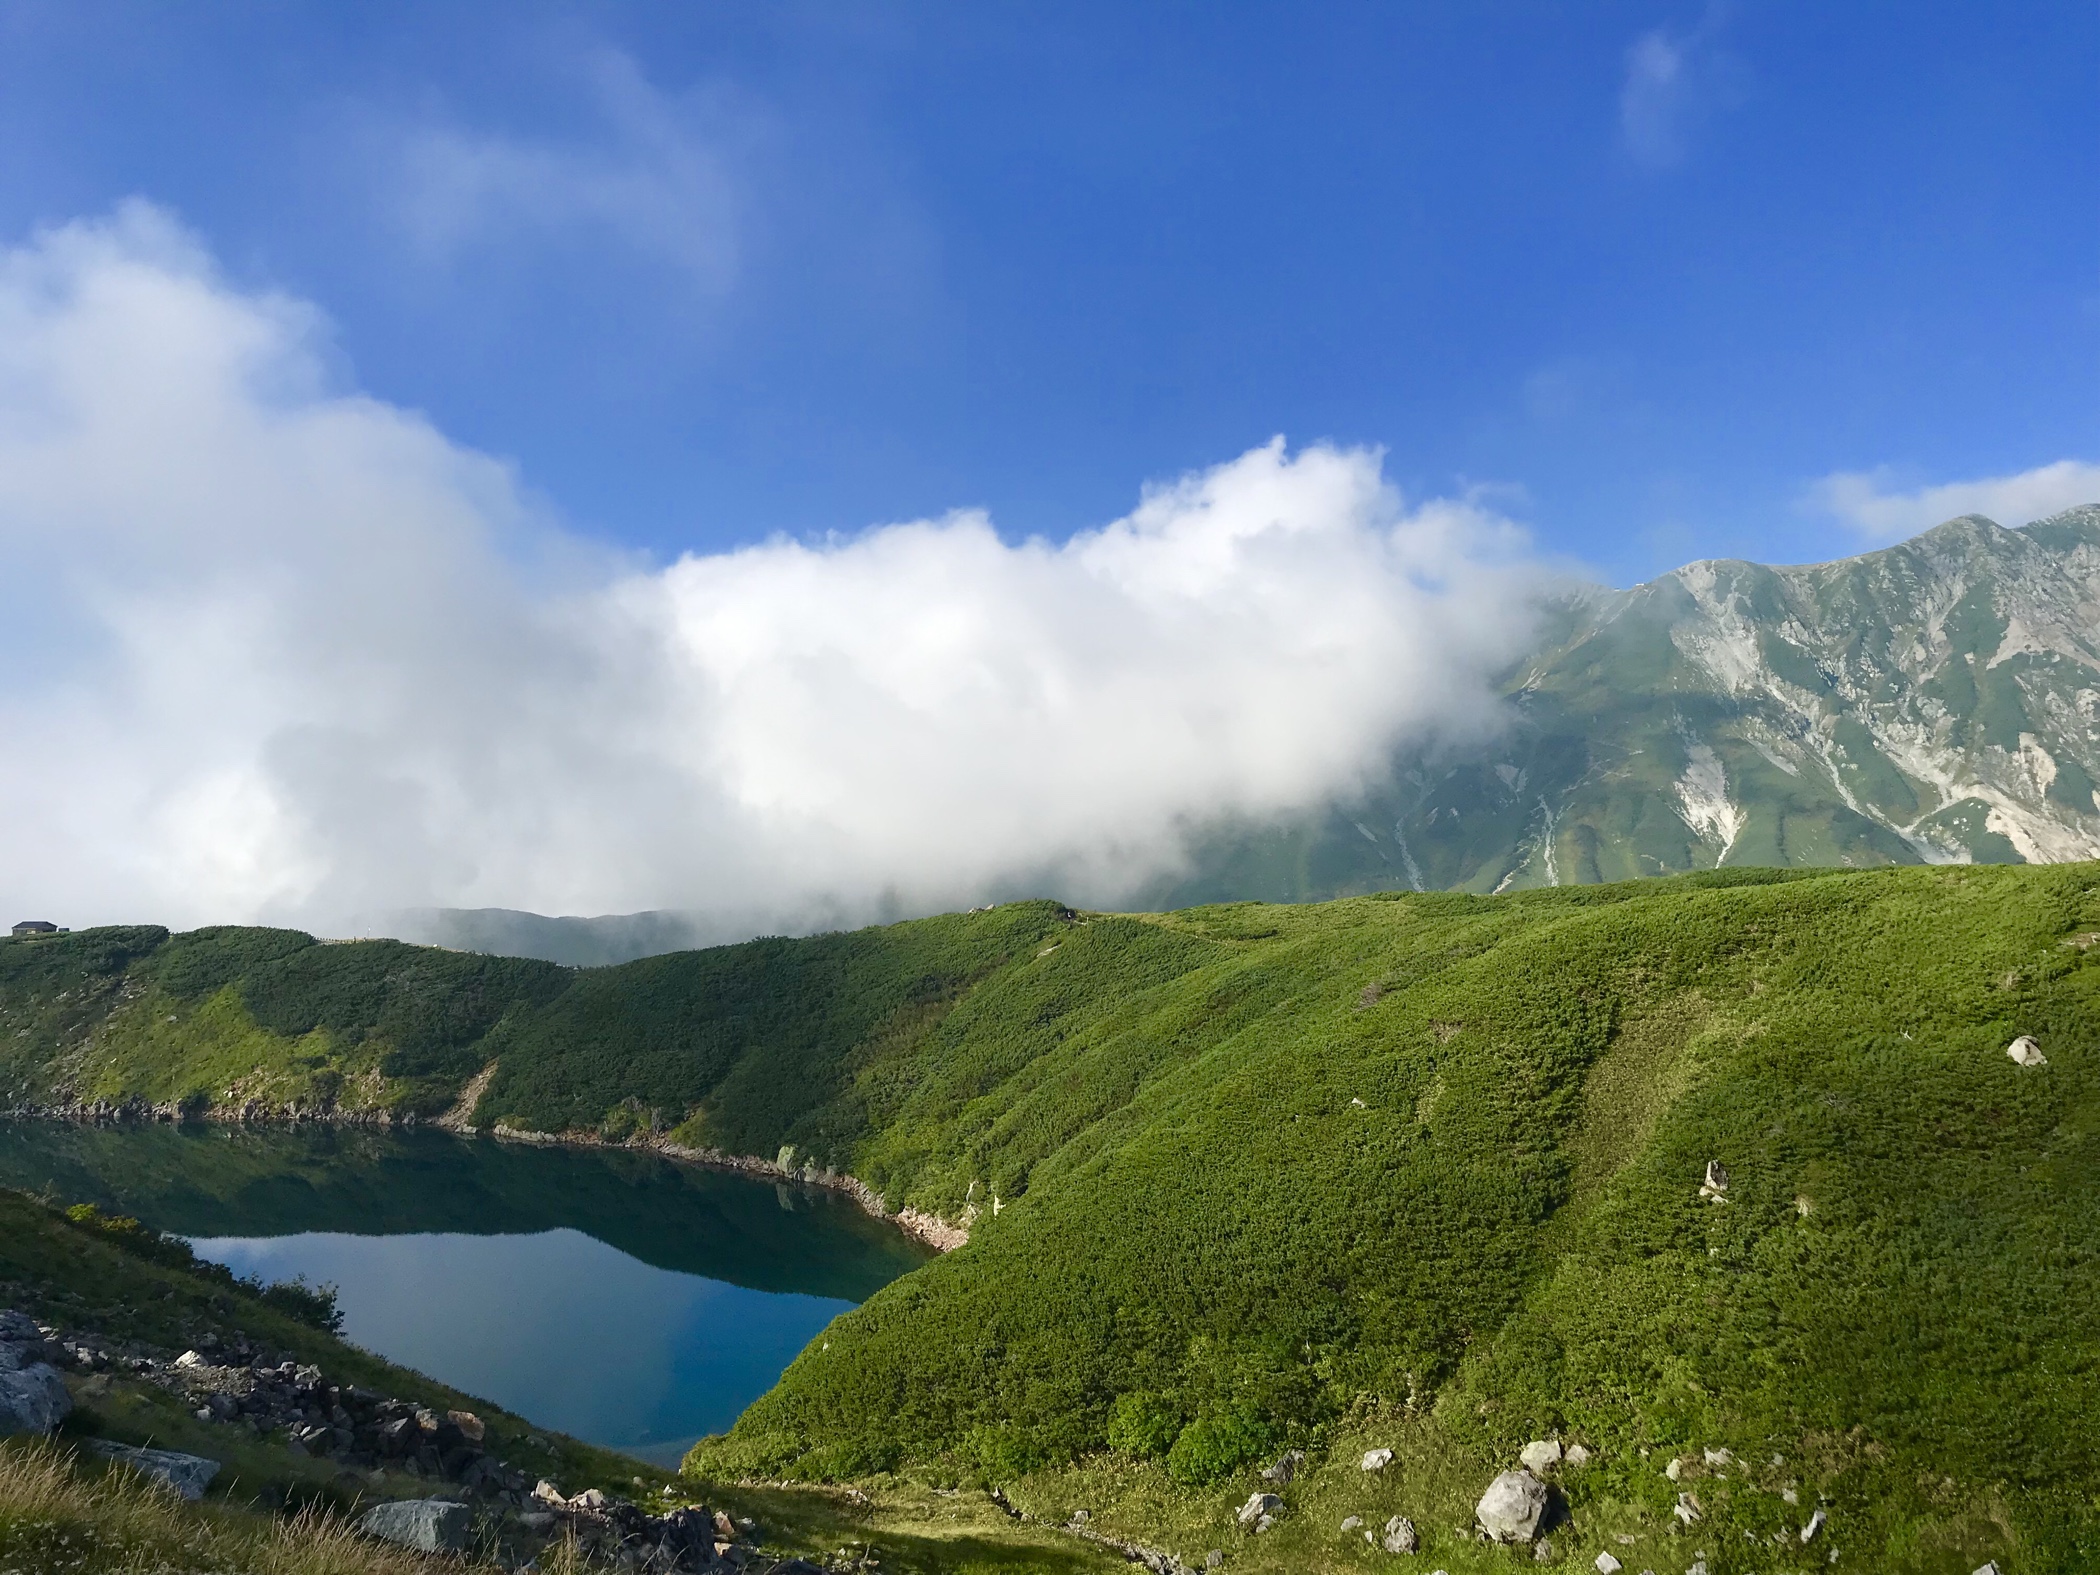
[0,1121,932,1466]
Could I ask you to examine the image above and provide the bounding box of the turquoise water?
[0,1122,931,1465]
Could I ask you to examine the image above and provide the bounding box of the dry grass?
[0,1438,522,1575]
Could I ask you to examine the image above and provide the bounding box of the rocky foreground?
[0,1308,823,1572]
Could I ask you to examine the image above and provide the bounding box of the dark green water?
[0,1122,931,1465]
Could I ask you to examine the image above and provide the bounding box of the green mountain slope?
[7,865,2100,1569]
[1153,505,2100,905]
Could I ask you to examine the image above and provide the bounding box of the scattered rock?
[1702,1447,1733,1470]
[1236,1492,1283,1531]
[87,1442,221,1502]
[0,1361,71,1435]
[447,1409,486,1442]
[1974,1562,2002,1575]
[1519,1439,1562,1473]
[1594,1555,1622,1574]
[1532,1541,1552,1562]
[1341,1516,1363,1533]
[1699,1160,1730,1200]
[1673,1492,1703,1526]
[356,1497,471,1553]
[1361,1447,1395,1471]
[1475,1469,1549,1545]
[1801,1508,1827,1542]
[1382,1514,1418,1554]
[1260,1449,1305,1484]
[1205,1554,1223,1571]
[2007,1036,2047,1068]
[1562,1443,1591,1469]
[1663,1457,1685,1482]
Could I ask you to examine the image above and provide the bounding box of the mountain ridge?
[343,507,2100,968]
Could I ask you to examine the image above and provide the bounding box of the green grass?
[7,865,2100,1570]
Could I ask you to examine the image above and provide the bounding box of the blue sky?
[1,3,2096,930]
[2,1,2091,582]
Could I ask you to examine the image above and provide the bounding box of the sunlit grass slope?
[6,866,2100,1569]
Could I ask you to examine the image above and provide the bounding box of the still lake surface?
[0,1121,931,1466]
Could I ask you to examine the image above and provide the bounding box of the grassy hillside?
[7,866,2100,1570]
[0,1184,1116,1575]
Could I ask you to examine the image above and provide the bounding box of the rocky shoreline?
[0,1307,820,1572]
[2,1100,971,1253]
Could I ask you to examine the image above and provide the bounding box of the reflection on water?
[0,1122,930,1465]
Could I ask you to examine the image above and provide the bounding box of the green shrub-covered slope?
[7,865,2100,1571]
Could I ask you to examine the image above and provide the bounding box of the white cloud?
[0,205,1555,936]
[380,50,752,290]
[1807,460,2100,541]
[1619,9,1737,169]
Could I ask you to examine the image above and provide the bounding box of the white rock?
[1673,1492,1703,1526]
[1519,1439,1562,1473]
[1383,1515,1418,1554]
[1595,1556,1623,1575]
[1475,1469,1549,1544]
[1801,1508,1827,1542]
[1361,1447,1394,1471]
[1699,1159,1731,1199]
[1663,1456,1684,1481]
[1563,1443,1592,1468]
[1702,1447,1733,1470]
[2007,1036,2047,1067]
[1782,1487,1799,1505]
[1236,1492,1282,1529]
[1973,1562,2002,1575]
[1340,1516,1363,1533]
[172,1350,206,1369]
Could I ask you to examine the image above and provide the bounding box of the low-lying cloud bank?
[0,205,1554,937]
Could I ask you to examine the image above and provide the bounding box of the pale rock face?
[1594,1555,1623,1575]
[1562,1442,1592,1468]
[1475,1469,1549,1544]
[2007,1035,2048,1067]
[1382,1515,1418,1554]
[1361,1447,1395,1471]
[0,1363,70,1436]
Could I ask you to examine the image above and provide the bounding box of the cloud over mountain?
[1809,459,2100,542]
[0,205,1553,936]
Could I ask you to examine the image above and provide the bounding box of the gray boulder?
[1519,1439,1561,1473]
[1260,1449,1305,1484]
[1475,1469,1549,1544]
[1382,1514,1418,1554]
[357,1498,472,1553]
[0,1310,41,1342]
[87,1442,221,1502]
[0,1362,71,1435]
